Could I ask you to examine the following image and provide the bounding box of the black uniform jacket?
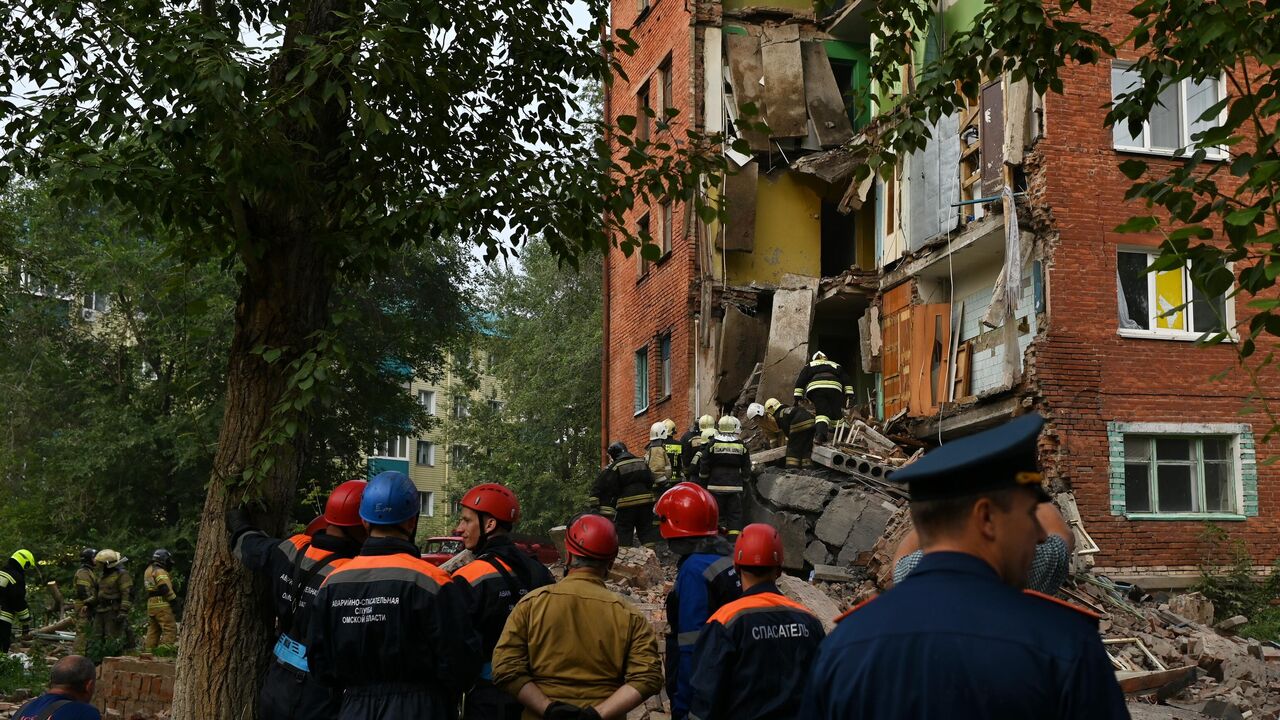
[688,582,825,720]
[306,537,482,696]
[451,534,556,659]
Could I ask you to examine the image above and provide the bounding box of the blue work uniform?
[799,552,1129,720]
[666,538,742,720]
[688,581,825,720]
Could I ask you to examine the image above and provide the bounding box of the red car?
[421,536,560,567]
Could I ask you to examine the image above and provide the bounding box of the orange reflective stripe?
[1023,589,1101,619]
[835,594,878,624]
[707,591,811,625]
[453,556,511,583]
[330,553,453,585]
[286,534,310,551]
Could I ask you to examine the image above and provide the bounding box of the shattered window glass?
[1117,252,1150,330]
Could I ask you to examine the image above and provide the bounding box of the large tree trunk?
[171,238,332,720]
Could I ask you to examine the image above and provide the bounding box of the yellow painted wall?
[726,171,822,285]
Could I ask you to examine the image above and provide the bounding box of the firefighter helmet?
[606,441,628,460]
[10,549,34,570]
[717,415,741,435]
[698,414,715,431]
[152,549,172,568]
[649,422,669,441]
[460,483,521,524]
[764,398,782,415]
[655,482,720,539]
[80,548,97,565]
[565,514,619,561]
[746,403,765,420]
[94,549,122,569]
[734,523,784,568]
[663,418,677,436]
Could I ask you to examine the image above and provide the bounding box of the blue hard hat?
[359,471,420,525]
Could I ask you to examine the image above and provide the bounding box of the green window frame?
[1108,422,1257,520]
[634,346,649,414]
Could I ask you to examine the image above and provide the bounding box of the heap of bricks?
[93,656,173,719]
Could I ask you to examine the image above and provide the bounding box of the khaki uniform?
[72,565,98,653]
[94,567,133,646]
[143,563,177,650]
[492,573,663,719]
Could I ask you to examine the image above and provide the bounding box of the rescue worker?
[696,416,749,535]
[589,441,657,548]
[792,350,853,444]
[0,549,35,652]
[689,524,825,720]
[662,418,682,476]
[91,550,131,648]
[745,402,783,448]
[892,499,1076,594]
[227,478,368,720]
[766,398,816,469]
[654,483,741,720]
[678,415,715,481]
[451,483,556,720]
[142,549,179,651]
[12,655,102,720]
[71,549,98,654]
[645,422,674,489]
[307,471,482,720]
[799,414,1128,719]
[492,514,663,720]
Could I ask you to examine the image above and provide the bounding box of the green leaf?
[616,115,636,133]
[1113,215,1159,233]
[1118,159,1148,180]
[1225,206,1262,226]
[263,348,282,363]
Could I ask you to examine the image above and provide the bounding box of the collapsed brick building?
[600,0,1280,584]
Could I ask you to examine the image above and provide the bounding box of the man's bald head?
[49,655,96,701]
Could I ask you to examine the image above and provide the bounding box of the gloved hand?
[544,701,582,720]
[225,506,254,539]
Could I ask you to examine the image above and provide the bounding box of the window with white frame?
[452,396,470,419]
[450,444,469,469]
[1111,63,1225,157]
[419,491,436,517]
[637,212,652,276]
[418,389,436,415]
[416,440,435,467]
[660,201,673,256]
[1116,250,1230,338]
[371,435,409,459]
[1123,435,1237,515]
[634,346,649,413]
[82,292,110,314]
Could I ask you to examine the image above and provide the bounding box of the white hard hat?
[812,350,827,361]
[649,421,669,441]
[717,415,741,435]
[746,403,765,420]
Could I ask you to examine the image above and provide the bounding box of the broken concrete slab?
[750,446,787,465]
[722,159,758,253]
[777,512,810,571]
[801,41,854,147]
[805,541,832,567]
[756,471,835,513]
[777,574,842,633]
[759,24,807,139]
[1166,592,1214,626]
[724,33,770,152]
[813,564,855,583]
[756,275,817,405]
[716,302,766,402]
[842,499,894,561]
[814,486,870,546]
[1216,615,1248,632]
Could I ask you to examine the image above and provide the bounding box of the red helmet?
[565,514,619,560]
[734,523,784,567]
[304,515,329,537]
[324,479,368,527]
[655,482,719,539]
[460,483,520,524]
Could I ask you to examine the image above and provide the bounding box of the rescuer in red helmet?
[492,514,662,720]
[654,482,742,720]
[451,483,555,719]
[225,478,370,720]
[687,523,825,720]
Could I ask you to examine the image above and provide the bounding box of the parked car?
[420,535,560,567]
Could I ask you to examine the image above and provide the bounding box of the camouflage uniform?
[94,566,133,646]
[72,563,98,653]
[143,563,178,650]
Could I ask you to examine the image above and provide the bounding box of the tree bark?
[171,237,332,719]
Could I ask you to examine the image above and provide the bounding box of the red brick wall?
[603,0,698,454]
[1036,0,1280,571]
[94,656,174,718]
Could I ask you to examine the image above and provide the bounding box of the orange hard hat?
[734,523,784,568]
[324,479,368,527]
[565,514,620,560]
[654,482,720,539]
[460,483,520,524]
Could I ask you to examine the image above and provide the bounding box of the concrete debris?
[1169,592,1217,627]
[608,547,664,591]
[776,575,843,633]
[1216,615,1249,632]
[756,472,836,513]
[811,564,856,584]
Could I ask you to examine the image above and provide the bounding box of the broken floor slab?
[755,274,817,404]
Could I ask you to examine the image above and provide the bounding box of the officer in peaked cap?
[799,414,1128,720]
